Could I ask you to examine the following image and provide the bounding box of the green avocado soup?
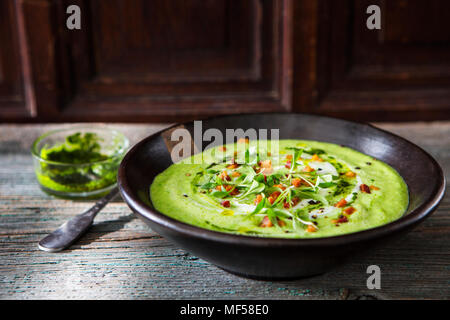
[150,140,408,238]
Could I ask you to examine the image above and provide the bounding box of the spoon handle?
[38,187,119,252]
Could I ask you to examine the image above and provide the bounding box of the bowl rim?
[31,126,129,167]
[118,112,446,247]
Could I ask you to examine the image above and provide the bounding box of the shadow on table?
[73,213,137,247]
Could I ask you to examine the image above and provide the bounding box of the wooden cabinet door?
[0,0,292,122]
[2,0,449,122]
[0,0,34,119]
[294,0,450,121]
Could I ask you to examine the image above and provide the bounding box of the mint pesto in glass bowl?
[31,127,129,199]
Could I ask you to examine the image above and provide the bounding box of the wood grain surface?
[0,122,448,300]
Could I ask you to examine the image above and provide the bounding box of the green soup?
[150,140,408,238]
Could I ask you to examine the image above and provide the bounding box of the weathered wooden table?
[0,122,448,300]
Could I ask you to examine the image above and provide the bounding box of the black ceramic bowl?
[118,113,445,279]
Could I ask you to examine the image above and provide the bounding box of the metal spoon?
[38,187,119,252]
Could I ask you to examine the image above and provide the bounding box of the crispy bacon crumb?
[291,178,302,187]
[285,160,292,169]
[254,194,263,204]
[260,159,273,175]
[260,216,286,228]
[332,216,348,225]
[283,197,300,209]
[345,171,356,178]
[268,191,281,204]
[306,225,317,233]
[360,184,371,193]
[260,216,273,227]
[370,185,380,190]
[343,206,356,215]
[227,163,239,169]
[303,165,315,172]
[219,184,239,196]
[219,171,231,181]
[221,200,230,208]
[335,198,347,208]
[260,159,272,168]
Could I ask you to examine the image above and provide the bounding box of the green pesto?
[37,132,119,193]
[150,140,409,238]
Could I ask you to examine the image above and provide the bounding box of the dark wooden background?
[1,0,450,123]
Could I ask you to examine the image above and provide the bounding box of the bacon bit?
[218,146,226,151]
[277,219,286,227]
[345,171,356,178]
[238,138,249,144]
[343,206,356,215]
[221,200,230,208]
[283,196,300,209]
[254,194,263,204]
[260,216,273,228]
[273,184,286,190]
[370,185,380,190]
[223,186,238,196]
[291,178,302,187]
[231,171,241,177]
[260,216,285,228]
[221,184,239,195]
[215,185,222,191]
[260,159,272,168]
[360,184,371,193]
[303,165,315,172]
[268,191,281,204]
[260,159,273,175]
[285,161,292,169]
[267,152,272,156]
[311,154,323,162]
[271,191,281,198]
[286,154,293,160]
[335,198,347,208]
[227,163,239,169]
[230,189,240,196]
[219,171,231,181]
[306,225,317,233]
[332,216,348,225]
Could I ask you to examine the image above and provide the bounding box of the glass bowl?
[31,127,129,199]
